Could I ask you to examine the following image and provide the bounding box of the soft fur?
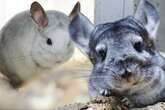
[69,0,165,108]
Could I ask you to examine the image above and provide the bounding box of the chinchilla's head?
[30,2,74,68]
[69,0,160,102]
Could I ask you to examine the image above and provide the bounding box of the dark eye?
[133,42,143,52]
[46,38,52,46]
[96,44,107,62]
[98,49,107,61]
[89,56,96,64]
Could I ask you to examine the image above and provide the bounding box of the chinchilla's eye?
[46,38,52,46]
[96,44,107,61]
[133,41,143,52]
[89,56,96,64]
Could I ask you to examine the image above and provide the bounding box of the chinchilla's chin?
[109,66,154,94]
[31,48,59,69]
[31,45,73,69]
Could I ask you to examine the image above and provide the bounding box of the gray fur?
[134,0,160,39]
[0,9,73,87]
[69,0,165,108]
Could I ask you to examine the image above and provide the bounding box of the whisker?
[69,74,91,79]
[67,69,91,73]
[59,73,109,80]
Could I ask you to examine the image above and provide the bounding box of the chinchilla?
[0,2,74,88]
[69,0,165,108]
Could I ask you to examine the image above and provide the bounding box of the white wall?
[0,0,94,28]
[95,0,134,25]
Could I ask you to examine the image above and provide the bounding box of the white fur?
[0,10,74,81]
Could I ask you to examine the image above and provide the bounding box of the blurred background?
[0,0,165,109]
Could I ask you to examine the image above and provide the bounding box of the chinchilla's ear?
[134,0,160,39]
[69,2,94,54]
[30,1,48,28]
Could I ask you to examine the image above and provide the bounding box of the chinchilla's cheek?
[47,29,74,55]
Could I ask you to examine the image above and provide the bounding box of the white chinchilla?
[0,2,74,88]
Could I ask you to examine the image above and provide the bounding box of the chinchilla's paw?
[121,97,134,108]
[99,89,111,97]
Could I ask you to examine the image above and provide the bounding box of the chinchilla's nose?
[120,69,132,79]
